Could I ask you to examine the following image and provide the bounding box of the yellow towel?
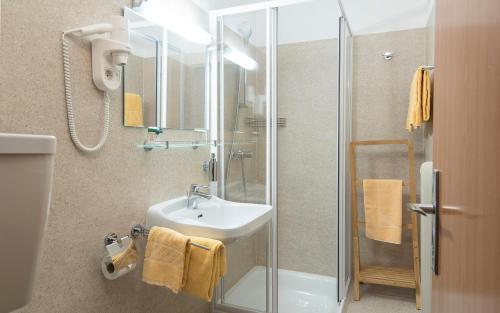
[112,241,138,272]
[422,69,431,121]
[406,68,423,131]
[124,92,144,127]
[363,179,403,244]
[183,236,227,301]
[142,227,192,294]
[406,67,432,131]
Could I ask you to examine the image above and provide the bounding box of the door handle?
[408,203,435,216]
[409,170,440,275]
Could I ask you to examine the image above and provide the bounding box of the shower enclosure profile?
[208,1,353,312]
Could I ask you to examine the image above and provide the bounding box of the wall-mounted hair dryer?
[62,16,131,153]
[64,15,131,91]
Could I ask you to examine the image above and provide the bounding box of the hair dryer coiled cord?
[62,33,110,153]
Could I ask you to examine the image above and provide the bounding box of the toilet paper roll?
[101,255,136,280]
[101,237,137,280]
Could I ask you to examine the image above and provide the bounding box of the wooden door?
[432,0,500,312]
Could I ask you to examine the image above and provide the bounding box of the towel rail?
[350,139,421,309]
[130,224,211,251]
[358,220,413,230]
[355,180,407,187]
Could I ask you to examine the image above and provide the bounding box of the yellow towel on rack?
[422,69,431,121]
[363,179,403,244]
[112,241,138,272]
[124,92,144,127]
[406,67,432,131]
[142,227,192,294]
[183,236,226,302]
[406,68,423,131]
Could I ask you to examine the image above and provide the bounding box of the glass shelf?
[137,140,258,151]
[138,140,215,151]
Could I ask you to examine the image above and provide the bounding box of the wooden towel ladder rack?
[350,139,421,310]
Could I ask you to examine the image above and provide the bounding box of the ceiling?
[342,0,433,35]
[192,0,434,45]
[219,0,338,46]
[192,0,266,11]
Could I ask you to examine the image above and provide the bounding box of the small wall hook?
[382,52,394,61]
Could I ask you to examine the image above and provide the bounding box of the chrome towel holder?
[130,224,150,238]
[120,224,211,251]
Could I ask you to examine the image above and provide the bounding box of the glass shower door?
[212,6,272,313]
[275,1,340,312]
[211,1,352,312]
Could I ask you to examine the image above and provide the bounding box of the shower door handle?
[408,170,440,275]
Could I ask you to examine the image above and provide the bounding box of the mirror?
[124,30,159,128]
[165,35,207,130]
[123,8,208,130]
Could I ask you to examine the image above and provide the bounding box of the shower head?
[237,22,252,43]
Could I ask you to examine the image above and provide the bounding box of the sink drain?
[197,214,203,218]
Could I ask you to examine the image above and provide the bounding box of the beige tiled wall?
[352,28,426,269]
[0,1,209,312]
[230,39,340,278]
[276,39,338,276]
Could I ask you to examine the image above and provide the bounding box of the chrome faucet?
[187,184,212,209]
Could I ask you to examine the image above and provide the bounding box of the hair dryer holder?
[91,37,131,91]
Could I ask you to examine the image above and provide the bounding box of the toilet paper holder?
[103,223,146,247]
[104,232,124,246]
[101,225,143,279]
[102,233,137,280]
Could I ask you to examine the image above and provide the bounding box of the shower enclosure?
[209,1,352,312]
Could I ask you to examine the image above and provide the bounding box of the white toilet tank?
[0,133,56,313]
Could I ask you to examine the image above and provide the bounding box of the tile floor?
[345,284,420,313]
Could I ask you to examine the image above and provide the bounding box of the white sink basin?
[147,196,272,244]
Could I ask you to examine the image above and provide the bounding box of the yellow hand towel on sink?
[363,179,403,244]
[183,236,226,301]
[142,227,191,293]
